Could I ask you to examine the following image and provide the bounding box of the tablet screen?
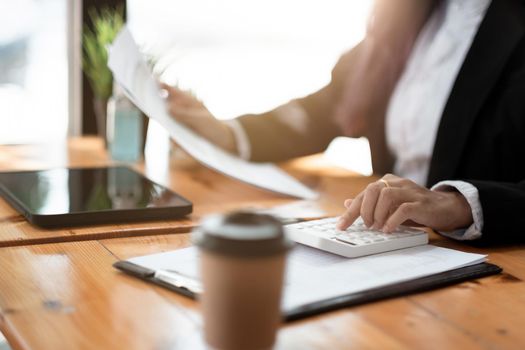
[0,167,192,226]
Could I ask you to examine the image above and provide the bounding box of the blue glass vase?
[106,86,143,162]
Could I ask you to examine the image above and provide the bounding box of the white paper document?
[107,27,318,199]
[128,244,486,312]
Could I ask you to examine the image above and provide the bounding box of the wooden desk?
[1,233,525,349]
[1,138,525,349]
[0,138,365,247]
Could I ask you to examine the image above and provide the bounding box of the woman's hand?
[336,174,473,233]
[161,83,238,154]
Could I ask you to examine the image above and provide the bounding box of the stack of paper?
[127,244,486,312]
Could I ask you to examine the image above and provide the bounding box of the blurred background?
[0,0,68,144]
[127,0,372,119]
[0,0,373,172]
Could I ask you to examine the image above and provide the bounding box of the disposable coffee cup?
[193,211,293,350]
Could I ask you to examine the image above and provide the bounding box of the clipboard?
[113,259,501,322]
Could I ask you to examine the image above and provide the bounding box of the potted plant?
[82,6,124,144]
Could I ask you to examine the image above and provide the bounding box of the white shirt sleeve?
[224,119,251,160]
[431,180,484,240]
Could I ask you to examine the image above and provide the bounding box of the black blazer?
[238,0,525,242]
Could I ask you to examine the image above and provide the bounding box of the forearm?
[232,48,357,162]
[432,181,483,241]
[431,179,525,243]
[236,87,341,162]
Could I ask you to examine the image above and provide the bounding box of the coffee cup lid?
[192,212,293,257]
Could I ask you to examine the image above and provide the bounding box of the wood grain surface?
[0,232,524,349]
[0,138,365,247]
[2,138,524,349]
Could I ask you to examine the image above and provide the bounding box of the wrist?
[446,190,474,230]
[220,123,239,155]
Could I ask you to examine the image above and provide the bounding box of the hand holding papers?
[107,27,318,199]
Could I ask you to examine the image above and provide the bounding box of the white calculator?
[285,217,428,258]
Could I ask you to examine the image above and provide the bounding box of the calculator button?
[334,236,358,245]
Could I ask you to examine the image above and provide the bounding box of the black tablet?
[0,166,192,228]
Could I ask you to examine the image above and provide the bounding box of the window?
[0,0,69,144]
[130,0,374,175]
[128,0,373,119]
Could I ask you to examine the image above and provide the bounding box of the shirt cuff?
[225,119,251,160]
[431,180,484,240]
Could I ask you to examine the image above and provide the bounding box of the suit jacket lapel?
[426,0,525,186]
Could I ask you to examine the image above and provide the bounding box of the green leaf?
[82,5,124,99]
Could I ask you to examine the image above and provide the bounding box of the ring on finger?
[379,179,390,188]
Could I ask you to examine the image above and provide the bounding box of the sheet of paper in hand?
[107,27,318,200]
